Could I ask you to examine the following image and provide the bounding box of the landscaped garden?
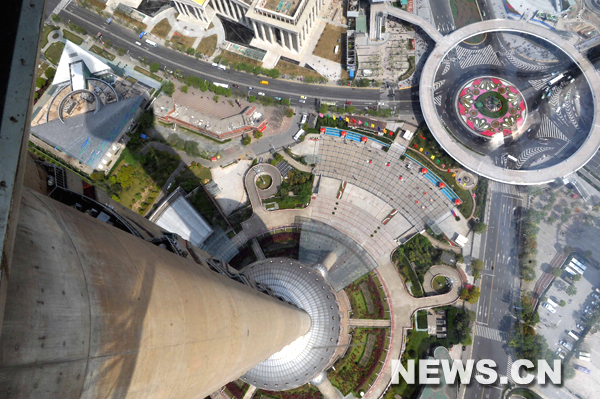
[44,42,65,65]
[263,169,314,210]
[432,275,451,294]
[90,45,116,61]
[62,29,83,45]
[313,23,346,63]
[258,384,323,399]
[450,0,485,44]
[256,175,272,189]
[344,273,390,319]
[329,327,389,396]
[134,66,163,81]
[41,25,59,48]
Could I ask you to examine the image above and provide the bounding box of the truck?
[559,340,573,351]
[213,82,230,89]
[575,365,591,374]
[548,73,564,86]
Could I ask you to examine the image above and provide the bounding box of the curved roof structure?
[420,20,600,185]
[240,258,341,390]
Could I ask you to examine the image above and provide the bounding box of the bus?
[213,82,230,89]
[145,39,157,47]
[321,100,336,106]
[293,129,305,141]
[569,263,585,275]
[568,331,580,340]
[548,73,564,86]
[260,80,269,86]
[564,266,578,275]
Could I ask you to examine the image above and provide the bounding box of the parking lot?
[537,254,600,397]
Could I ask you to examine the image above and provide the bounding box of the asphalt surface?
[251,113,302,155]
[58,3,421,111]
[465,190,522,399]
[428,0,456,34]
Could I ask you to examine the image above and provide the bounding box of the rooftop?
[54,41,112,87]
[258,0,301,16]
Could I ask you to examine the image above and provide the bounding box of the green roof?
[356,15,367,33]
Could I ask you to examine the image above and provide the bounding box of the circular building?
[240,258,341,390]
[420,21,600,184]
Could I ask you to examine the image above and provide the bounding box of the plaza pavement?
[420,20,600,185]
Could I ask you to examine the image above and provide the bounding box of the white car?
[299,99,306,103]
[542,302,556,313]
[300,114,308,124]
[257,92,265,96]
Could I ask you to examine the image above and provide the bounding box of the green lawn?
[256,175,272,189]
[384,329,430,399]
[134,66,163,82]
[416,310,428,328]
[41,25,59,48]
[344,273,388,319]
[89,45,116,61]
[44,42,64,65]
[432,275,450,293]
[62,29,83,45]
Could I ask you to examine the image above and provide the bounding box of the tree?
[213,95,219,102]
[566,285,577,296]
[572,274,582,282]
[180,85,188,93]
[521,265,536,281]
[103,39,112,49]
[51,14,60,23]
[471,259,484,279]
[563,246,574,256]
[150,62,160,73]
[248,95,256,103]
[457,254,464,263]
[254,131,263,139]
[45,67,56,81]
[36,77,47,89]
[161,80,175,97]
[118,47,126,56]
[319,104,329,114]
[550,268,562,277]
[528,186,543,197]
[559,300,566,307]
[347,106,356,113]
[472,222,487,234]
[281,99,290,106]
[285,108,293,118]
[184,141,200,157]
[546,216,555,224]
[90,171,105,181]
[585,250,593,258]
[242,136,251,146]
[137,109,155,130]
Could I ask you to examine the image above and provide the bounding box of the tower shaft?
[0,188,311,398]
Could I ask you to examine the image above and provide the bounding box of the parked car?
[258,92,265,96]
[346,101,353,105]
[574,365,591,374]
[300,114,308,125]
[577,323,585,330]
[274,96,282,101]
[232,84,239,88]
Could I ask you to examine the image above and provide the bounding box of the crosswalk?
[549,86,563,107]
[490,181,521,196]
[536,116,568,141]
[49,0,73,20]
[434,80,446,91]
[505,353,517,385]
[528,77,552,90]
[499,44,547,71]
[563,89,579,128]
[434,95,442,106]
[455,45,502,69]
[474,324,506,342]
[442,61,451,76]
[516,147,547,169]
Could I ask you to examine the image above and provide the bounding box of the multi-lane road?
[56,3,421,112]
[464,185,522,399]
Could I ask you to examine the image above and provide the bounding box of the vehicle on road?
[139,31,146,39]
[232,84,239,88]
[106,18,112,24]
[212,63,218,68]
[299,98,306,103]
[97,32,102,39]
[542,302,556,313]
[548,73,564,86]
[260,80,269,85]
[293,129,305,141]
[300,95,307,100]
[258,92,265,96]
[135,41,142,46]
[248,86,254,91]
[346,101,353,105]
[300,114,308,124]
[214,83,229,89]
[274,96,281,101]
[218,65,227,71]
[145,39,157,47]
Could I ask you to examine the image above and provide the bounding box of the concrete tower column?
[252,20,263,40]
[0,188,312,399]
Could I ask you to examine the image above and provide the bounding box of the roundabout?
[420,20,600,185]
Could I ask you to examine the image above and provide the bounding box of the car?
[577,323,585,330]
[258,157,263,163]
[346,101,353,105]
[248,86,254,90]
[258,92,265,96]
[584,308,590,314]
[300,114,308,125]
[232,84,239,88]
[574,365,591,374]
[592,293,599,300]
[300,95,307,100]
[299,99,306,103]
[274,97,282,101]
[542,303,556,313]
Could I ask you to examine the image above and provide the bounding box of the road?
[58,3,421,110]
[251,113,301,155]
[428,0,456,34]
[465,188,522,399]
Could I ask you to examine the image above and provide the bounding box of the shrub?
[150,62,160,73]
[254,131,263,139]
[36,77,47,88]
[118,47,126,56]
[248,95,256,103]
[286,108,293,118]
[45,67,56,80]
[161,80,175,96]
[242,136,251,146]
[181,85,188,93]
[213,95,220,102]
[103,39,112,48]
[51,14,60,23]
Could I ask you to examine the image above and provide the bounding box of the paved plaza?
[315,136,456,231]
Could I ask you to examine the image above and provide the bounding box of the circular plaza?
[420,21,600,184]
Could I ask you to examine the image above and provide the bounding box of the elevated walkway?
[370,3,443,43]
